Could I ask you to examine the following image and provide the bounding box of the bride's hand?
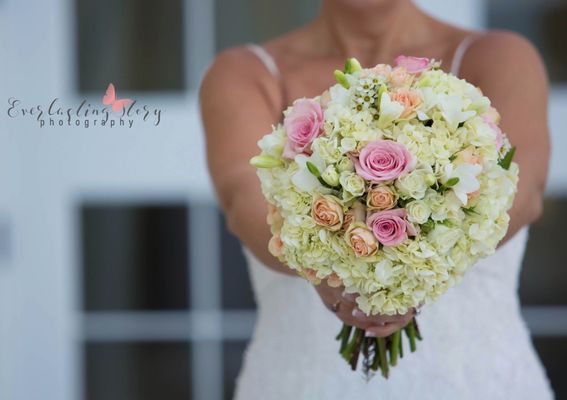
[313,278,416,337]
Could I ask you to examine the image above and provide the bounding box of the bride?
[200,0,553,398]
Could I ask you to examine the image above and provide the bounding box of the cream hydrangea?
[251,56,518,316]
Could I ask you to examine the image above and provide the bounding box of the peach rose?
[467,189,481,203]
[267,203,283,233]
[302,268,321,285]
[311,194,344,231]
[340,201,366,232]
[390,89,422,119]
[367,185,398,211]
[370,64,391,79]
[327,272,343,288]
[268,234,284,258]
[389,67,414,87]
[345,222,379,257]
[454,146,483,165]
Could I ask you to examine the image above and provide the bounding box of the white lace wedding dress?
[233,38,554,399]
[235,227,553,399]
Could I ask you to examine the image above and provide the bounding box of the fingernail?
[342,291,355,300]
[365,331,378,337]
[351,309,364,318]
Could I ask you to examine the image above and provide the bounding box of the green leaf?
[445,177,460,187]
[463,207,480,216]
[420,219,435,234]
[498,146,516,170]
[306,161,321,177]
[334,70,350,89]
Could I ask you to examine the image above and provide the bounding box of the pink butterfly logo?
[102,83,133,112]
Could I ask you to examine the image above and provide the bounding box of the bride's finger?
[351,308,410,324]
[365,323,401,337]
[341,291,358,302]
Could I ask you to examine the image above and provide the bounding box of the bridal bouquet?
[250,56,518,378]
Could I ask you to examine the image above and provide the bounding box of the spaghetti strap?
[246,43,288,111]
[246,44,281,80]
[450,34,481,77]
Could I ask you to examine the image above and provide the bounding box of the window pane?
[520,198,567,305]
[532,337,567,398]
[85,342,191,400]
[487,0,567,82]
[0,215,11,263]
[76,0,185,92]
[81,203,189,311]
[223,340,248,400]
[215,0,320,51]
[220,215,256,310]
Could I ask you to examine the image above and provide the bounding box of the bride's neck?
[312,0,432,65]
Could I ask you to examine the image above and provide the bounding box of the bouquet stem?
[335,317,422,380]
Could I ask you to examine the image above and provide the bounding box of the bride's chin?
[325,0,410,8]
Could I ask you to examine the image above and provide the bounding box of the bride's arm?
[200,48,297,276]
[462,31,550,245]
[200,47,415,336]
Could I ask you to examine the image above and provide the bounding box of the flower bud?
[334,70,350,89]
[344,58,362,74]
[321,165,340,187]
[250,155,283,169]
[336,156,355,173]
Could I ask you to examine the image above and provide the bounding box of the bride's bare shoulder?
[460,30,547,87]
[199,44,283,117]
[200,45,273,92]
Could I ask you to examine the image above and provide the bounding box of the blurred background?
[1,0,566,399]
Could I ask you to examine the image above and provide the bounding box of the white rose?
[395,166,436,200]
[406,200,431,224]
[339,171,366,200]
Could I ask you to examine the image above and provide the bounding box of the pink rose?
[283,98,324,158]
[354,140,415,183]
[367,208,416,247]
[394,55,431,74]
